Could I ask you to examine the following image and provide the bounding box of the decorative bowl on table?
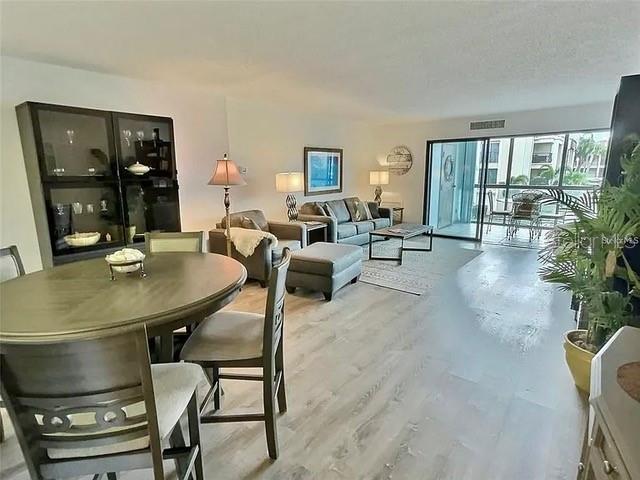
[64,232,101,247]
[105,248,146,276]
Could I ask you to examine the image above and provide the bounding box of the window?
[563,131,610,187]
[486,138,510,184]
[480,129,608,232]
[488,142,500,163]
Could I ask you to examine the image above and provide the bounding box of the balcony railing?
[532,153,552,163]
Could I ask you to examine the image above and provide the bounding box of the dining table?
[0,252,247,362]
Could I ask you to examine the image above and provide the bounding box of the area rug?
[360,239,482,295]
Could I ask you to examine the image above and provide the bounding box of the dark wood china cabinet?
[16,102,181,266]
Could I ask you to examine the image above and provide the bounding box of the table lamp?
[208,154,246,256]
[275,172,303,221]
[369,170,389,205]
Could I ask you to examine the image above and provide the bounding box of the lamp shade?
[208,154,246,186]
[369,170,389,185]
[275,172,304,193]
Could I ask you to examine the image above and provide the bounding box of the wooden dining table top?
[0,252,247,344]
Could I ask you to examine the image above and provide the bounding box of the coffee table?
[368,223,433,265]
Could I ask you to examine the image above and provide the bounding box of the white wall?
[1,56,231,271]
[369,102,613,223]
[0,56,376,272]
[225,97,374,222]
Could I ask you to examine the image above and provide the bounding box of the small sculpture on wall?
[387,146,413,175]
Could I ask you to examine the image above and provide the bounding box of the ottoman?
[285,242,362,301]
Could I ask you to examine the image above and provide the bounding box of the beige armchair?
[209,209,306,287]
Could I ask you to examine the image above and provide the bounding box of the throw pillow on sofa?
[241,216,262,230]
[344,197,370,222]
[221,215,245,229]
[323,203,337,218]
[368,203,381,219]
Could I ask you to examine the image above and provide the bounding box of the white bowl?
[110,263,141,273]
[106,249,145,273]
[64,232,101,247]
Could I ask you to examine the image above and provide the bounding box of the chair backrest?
[221,210,269,232]
[263,248,291,359]
[0,245,25,282]
[145,231,203,253]
[512,192,542,218]
[486,191,496,214]
[0,327,164,480]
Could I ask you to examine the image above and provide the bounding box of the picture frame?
[304,147,343,196]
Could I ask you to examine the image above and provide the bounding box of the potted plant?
[538,143,640,392]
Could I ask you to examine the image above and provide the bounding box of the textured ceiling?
[2,1,639,122]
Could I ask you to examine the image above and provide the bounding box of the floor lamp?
[208,154,247,256]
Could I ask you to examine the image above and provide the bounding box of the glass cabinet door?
[35,105,115,179]
[123,180,181,244]
[114,114,175,179]
[47,184,124,255]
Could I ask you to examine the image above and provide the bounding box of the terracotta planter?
[564,330,595,393]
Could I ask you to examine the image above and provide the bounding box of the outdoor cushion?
[371,217,391,229]
[289,242,362,276]
[353,220,375,234]
[337,223,357,239]
[325,199,351,223]
[272,239,301,263]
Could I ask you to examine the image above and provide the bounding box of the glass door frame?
[424,127,610,243]
[423,137,490,241]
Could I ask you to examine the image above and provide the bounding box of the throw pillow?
[344,197,360,221]
[344,197,370,222]
[311,202,326,216]
[240,216,262,230]
[323,203,337,218]
[221,215,244,229]
[368,203,381,219]
[362,202,373,220]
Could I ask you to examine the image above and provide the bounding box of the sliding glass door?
[425,129,610,243]
[426,139,488,240]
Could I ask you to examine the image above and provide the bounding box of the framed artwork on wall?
[304,147,343,196]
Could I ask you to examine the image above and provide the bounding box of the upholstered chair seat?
[181,312,264,364]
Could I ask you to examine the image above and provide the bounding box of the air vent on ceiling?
[470,120,506,130]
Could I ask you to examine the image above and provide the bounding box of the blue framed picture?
[304,147,343,196]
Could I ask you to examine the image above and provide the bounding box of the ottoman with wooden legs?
[285,242,362,301]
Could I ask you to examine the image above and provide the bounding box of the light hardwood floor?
[0,239,587,480]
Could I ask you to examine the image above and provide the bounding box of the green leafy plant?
[538,142,640,351]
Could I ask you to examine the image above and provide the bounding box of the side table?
[303,221,328,244]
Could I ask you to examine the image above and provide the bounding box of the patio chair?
[507,192,543,241]
[485,191,512,233]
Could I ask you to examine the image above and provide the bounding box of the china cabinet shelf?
[16,102,181,266]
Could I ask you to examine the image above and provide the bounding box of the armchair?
[209,209,306,287]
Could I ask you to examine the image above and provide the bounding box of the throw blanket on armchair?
[226,227,278,257]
